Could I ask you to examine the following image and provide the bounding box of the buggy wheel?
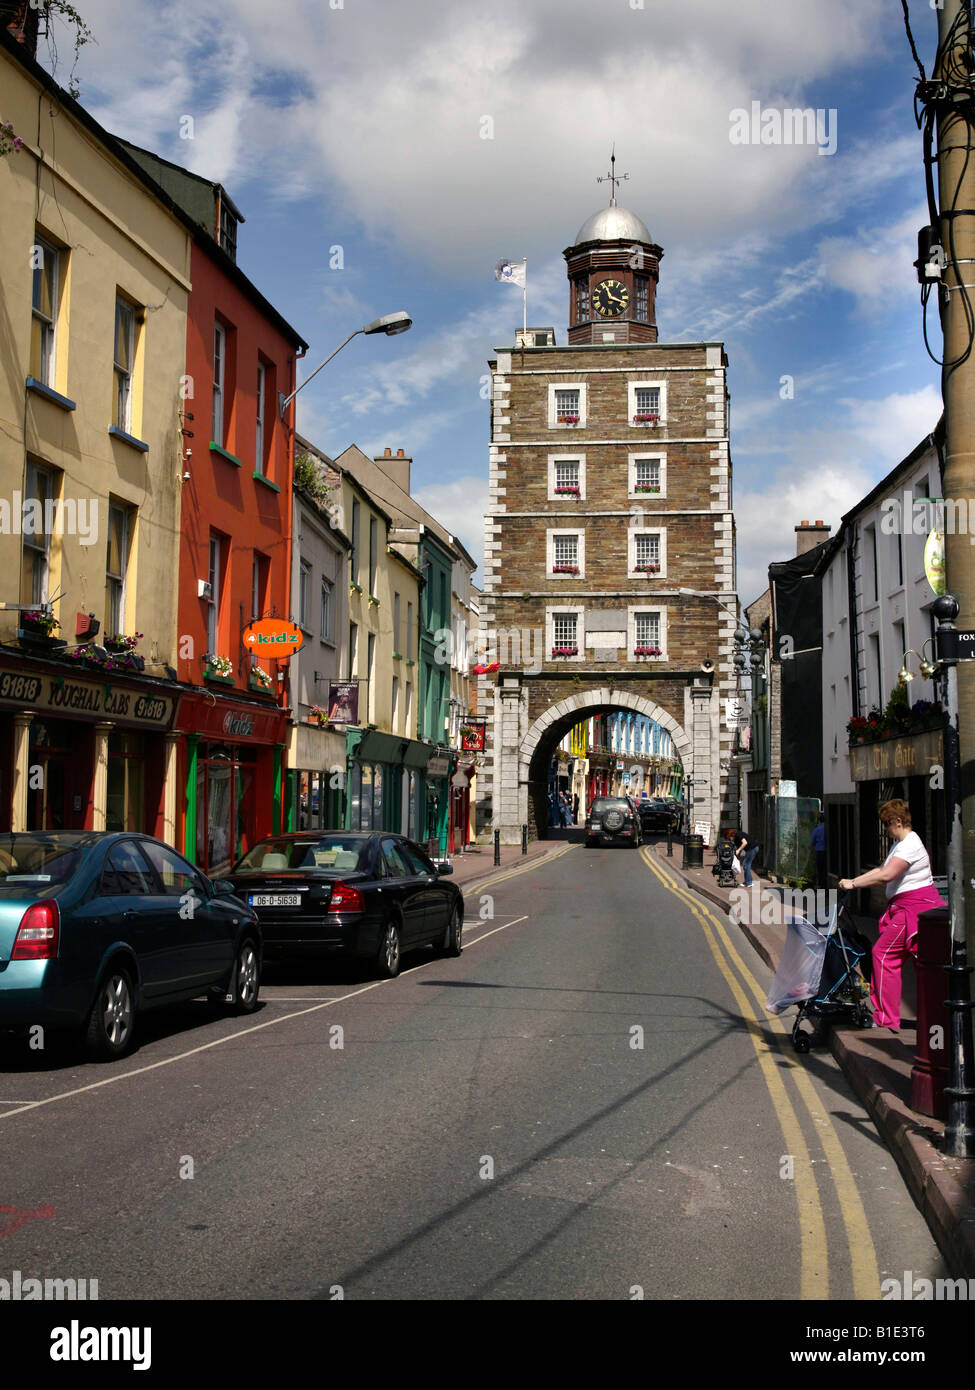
[793,1032,811,1054]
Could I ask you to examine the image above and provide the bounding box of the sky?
[41,0,946,604]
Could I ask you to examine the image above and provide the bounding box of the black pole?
[934,594,975,1156]
[667,822,673,857]
[493,828,501,867]
[521,823,528,855]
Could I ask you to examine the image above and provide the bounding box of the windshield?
[591,799,627,813]
[0,834,83,885]
[232,837,372,874]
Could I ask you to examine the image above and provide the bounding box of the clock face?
[592,279,629,318]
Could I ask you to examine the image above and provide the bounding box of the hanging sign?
[242,618,304,659]
[924,528,946,597]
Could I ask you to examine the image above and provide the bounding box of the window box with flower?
[556,415,580,425]
[204,653,235,684]
[633,484,661,494]
[308,704,329,729]
[551,564,580,575]
[20,609,60,637]
[633,562,661,574]
[249,666,275,694]
[554,485,581,497]
[634,646,663,657]
[104,633,145,668]
[632,413,660,425]
[551,646,579,657]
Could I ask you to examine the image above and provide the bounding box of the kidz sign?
[241,618,304,659]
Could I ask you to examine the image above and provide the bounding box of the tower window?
[575,279,590,322]
[635,277,648,321]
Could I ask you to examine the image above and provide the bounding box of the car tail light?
[11,900,60,960]
[327,883,364,914]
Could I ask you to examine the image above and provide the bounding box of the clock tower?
[564,158,663,345]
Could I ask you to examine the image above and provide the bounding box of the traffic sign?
[936,629,975,661]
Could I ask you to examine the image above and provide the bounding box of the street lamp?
[278,311,413,418]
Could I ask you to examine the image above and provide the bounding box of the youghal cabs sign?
[848,728,943,783]
[0,667,174,727]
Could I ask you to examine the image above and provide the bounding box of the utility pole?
[935,2,975,960]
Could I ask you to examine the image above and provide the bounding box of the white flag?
[494,258,526,288]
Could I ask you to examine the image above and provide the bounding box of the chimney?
[795,518,830,556]
[1,1,39,57]
[375,447,412,495]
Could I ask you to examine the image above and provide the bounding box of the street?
[0,842,944,1301]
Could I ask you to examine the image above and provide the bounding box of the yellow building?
[0,30,190,835]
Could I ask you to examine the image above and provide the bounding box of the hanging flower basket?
[21,609,60,636]
[104,632,143,654]
[68,643,112,670]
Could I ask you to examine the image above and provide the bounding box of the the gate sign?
[242,618,304,658]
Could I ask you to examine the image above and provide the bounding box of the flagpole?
[523,260,527,335]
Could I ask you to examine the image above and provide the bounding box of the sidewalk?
[650,838,975,1278]
[446,834,571,894]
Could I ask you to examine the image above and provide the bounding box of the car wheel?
[439,903,463,958]
[377,919,402,978]
[85,966,135,1060]
[585,837,595,848]
[225,937,261,1014]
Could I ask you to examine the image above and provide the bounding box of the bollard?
[682,833,703,870]
[521,824,528,855]
[667,824,673,857]
[911,906,952,1119]
[494,828,501,867]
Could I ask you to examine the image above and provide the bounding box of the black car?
[218,832,464,978]
[638,798,680,835]
[585,797,642,848]
[0,831,260,1061]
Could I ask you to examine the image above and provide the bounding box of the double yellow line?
[639,846,879,1301]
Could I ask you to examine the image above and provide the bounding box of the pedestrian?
[731,825,759,887]
[811,813,827,889]
[573,793,580,823]
[560,792,572,828]
[839,799,945,1030]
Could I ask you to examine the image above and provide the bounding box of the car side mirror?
[434,860,453,876]
[211,879,235,899]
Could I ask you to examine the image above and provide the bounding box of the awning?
[354,730,410,765]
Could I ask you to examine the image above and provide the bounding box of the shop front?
[0,652,179,836]
[175,692,288,877]
[286,719,347,832]
[848,727,946,883]
[423,751,454,856]
[449,759,475,853]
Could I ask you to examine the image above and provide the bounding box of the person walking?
[732,826,759,887]
[573,792,580,823]
[838,798,945,1030]
[811,814,827,889]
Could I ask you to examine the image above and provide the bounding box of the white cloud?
[412,475,489,576]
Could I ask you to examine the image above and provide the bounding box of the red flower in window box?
[554,485,581,496]
[634,484,661,494]
[551,646,578,657]
[556,414,580,425]
[633,413,660,424]
[634,562,661,573]
[634,645,663,656]
[552,564,580,574]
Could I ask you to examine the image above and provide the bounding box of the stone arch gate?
[487,673,730,844]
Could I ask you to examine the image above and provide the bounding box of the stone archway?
[515,688,692,843]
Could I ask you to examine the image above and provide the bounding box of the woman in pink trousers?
[838,798,945,1030]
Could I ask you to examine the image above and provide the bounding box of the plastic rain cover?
[765,914,828,1015]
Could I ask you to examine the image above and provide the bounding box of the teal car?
[0,832,261,1060]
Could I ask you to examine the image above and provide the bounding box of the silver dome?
[573,204,652,246]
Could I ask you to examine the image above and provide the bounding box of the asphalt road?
[0,839,947,1301]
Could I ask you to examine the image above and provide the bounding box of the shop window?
[106,732,145,832]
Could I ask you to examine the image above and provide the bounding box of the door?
[379,837,428,947]
[137,839,233,993]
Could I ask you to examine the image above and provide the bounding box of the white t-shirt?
[883,831,934,899]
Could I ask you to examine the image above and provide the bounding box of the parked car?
[585,797,643,848]
[637,797,678,835]
[0,831,260,1060]
[218,831,464,978]
[665,799,686,833]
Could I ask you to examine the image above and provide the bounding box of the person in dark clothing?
[732,827,760,887]
[811,814,827,888]
[573,793,580,823]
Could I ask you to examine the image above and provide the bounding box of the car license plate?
[249,893,301,907]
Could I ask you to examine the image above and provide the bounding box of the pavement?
[447,835,571,896]
[648,835,975,1281]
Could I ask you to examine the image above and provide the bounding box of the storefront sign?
[849,727,943,782]
[242,617,304,658]
[693,820,713,847]
[924,528,946,597]
[0,666,174,727]
[427,756,450,777]
[177,692,288,744]
[460,721,486,752]
[327,680,359,724]
[725,697,747,729]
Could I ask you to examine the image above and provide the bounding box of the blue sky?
[44,0,944,601]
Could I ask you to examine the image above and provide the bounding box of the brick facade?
[481,333,737,843]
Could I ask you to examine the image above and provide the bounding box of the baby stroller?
[765,893,872,1053]
[713,837,738,887]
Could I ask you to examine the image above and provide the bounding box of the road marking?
[641,847,880,1301]
[461,844,574,898]
[639,846,829,1299]
[0,915,531,1121]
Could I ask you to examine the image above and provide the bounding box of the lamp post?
[278,311,413,418]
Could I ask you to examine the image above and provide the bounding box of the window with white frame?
[547,454,586,500]
[255,361,267,473]
[31,236,59,386]
[628,379,666,426]
[548,382,586,428]
[212,323,225,445]
[634,612,660,653]
[552,612,577,651]
[321,576,332,641]
[631,456,664,496]
[627,606,668,662]
[547,528,585,577]
[21,461,55,606]
[114,296,136,432]
[207,533,221,654]
[629,528,666,577]
[392,674,400,731]
[105,502,129,637]
[299,559,311,628]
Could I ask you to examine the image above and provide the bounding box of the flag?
[494,259,526,288]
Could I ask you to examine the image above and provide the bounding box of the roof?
[573,203,653,247]
[838,420,944,528]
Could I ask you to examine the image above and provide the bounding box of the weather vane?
[596,146,628,206]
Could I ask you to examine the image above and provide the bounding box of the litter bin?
[683,834,704,869]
